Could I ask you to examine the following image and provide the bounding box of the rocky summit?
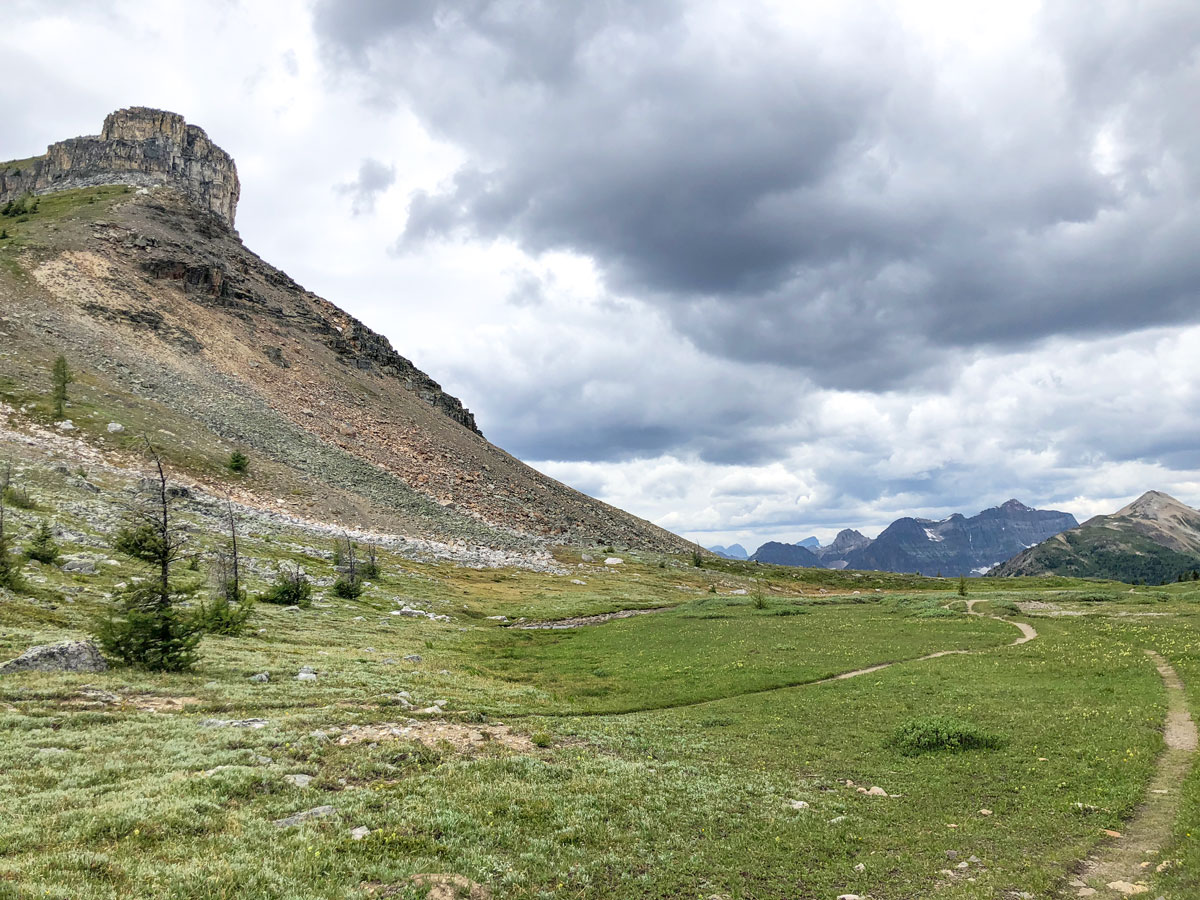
[991,490,1200,582]
[0,109,690,554]
[1,107,239,227]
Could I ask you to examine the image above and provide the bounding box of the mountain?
[797,536,820,549]
[990,491,1200,583]
[0,108,690,553]
[844,500,1077,575]
[750,541,822,567]
[813,528,872,568]
[708,543,749,560]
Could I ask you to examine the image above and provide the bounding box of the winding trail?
[514,600,1041,718]
[1069,650,1197,898]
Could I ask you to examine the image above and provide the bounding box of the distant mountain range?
[710,499,1078,574]
[990,491,1200,583]
[708,543,749,560]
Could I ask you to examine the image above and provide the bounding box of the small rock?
[945,851,958,860]
[284,773,313,788]
[296,672,317,682]
[350,825,370,841]
[604,557,623,565]
[60,557,98,575]
[1105,883,1149,896]
[862,785,888,796]
[57,419,75,431]
[1076,889,1097,897]
[200,718,268,729]
[571,579,587,585]
[979,808,992,816]
[956,862,969,870]
[106,422,125,434]
[404,654,422,663]
[828,815,848,824]
[272,805,337,828]
[249,672,270,683]
[837,895,861,900]
[853,863,865,873]
[789,800,809,810]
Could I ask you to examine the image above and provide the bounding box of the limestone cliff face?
[0,107,239,227]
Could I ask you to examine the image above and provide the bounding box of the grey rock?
[350,825,370,841]
[272,805,337,828]
[0,640,107,675]
[60,557,98,575]
[284,773,313,788]
[296,672,317,682]
[200,718,268,729]
[249,672,270,683]
[106,422,125,434]
[403,654,422,663]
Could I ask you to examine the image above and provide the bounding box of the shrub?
[200,585,254,636]
[751,580,768,609]
[259,566,312,607]
[332,574,364,599]
[24,521,59,564]
[2,485,36,510]
[531,731,552,748]
[227,451,249,474]
[889,716,1004,756]
[359,543,380,580]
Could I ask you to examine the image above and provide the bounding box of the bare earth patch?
[336,719,535,753]
[1071,650,1197,897]
[62,687,201,712]
[510,606,673,629]
[363,874,491,899]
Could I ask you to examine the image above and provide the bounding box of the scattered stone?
[789,800,809,810]
[350,825,370,841]
[1076,889,1097,897]
[272,805,337,828]
[106,422,125,433]
[404,654,422,663]
[979,808,992,816]
[828,815,848,824]
[859,785,888,796]
[837,895,861,900]
[945,851,958,860]
[570,579,586,585]
[485,615,507,621]
[1102,829,1123,838]
[56,419,75,431]
[1105,883,1149,896]
[297,672,317,681]
[956,862,969,870]
[853,863,865,873]
[604,557,623,565]
[0,640,107,675]
[249,672,270,683]
[580,553,593,562]
[284,773,313,788]
[201,718,268,729]
[337,720,534,752]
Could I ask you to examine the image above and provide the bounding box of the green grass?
[0,444,1194,898]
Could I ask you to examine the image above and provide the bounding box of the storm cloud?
[315,0,1200,389]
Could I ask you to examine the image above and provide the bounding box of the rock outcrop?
[0,107,239,227]
[0,640,108,675]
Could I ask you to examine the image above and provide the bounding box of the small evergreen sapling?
[94,439,204,671]
[25,521,59,564]
[51,355,73,420]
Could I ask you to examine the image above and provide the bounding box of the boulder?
[60,557,98,575]
[107,422,125,434]
[0,640,107,675]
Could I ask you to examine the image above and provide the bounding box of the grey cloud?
[337,157,396,215]
[315,0,1200,390]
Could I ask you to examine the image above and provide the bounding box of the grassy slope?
[0,435,1194,899]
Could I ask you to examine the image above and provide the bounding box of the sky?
[2,0,1199,550]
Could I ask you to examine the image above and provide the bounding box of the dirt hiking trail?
[1068,650,1197,898]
